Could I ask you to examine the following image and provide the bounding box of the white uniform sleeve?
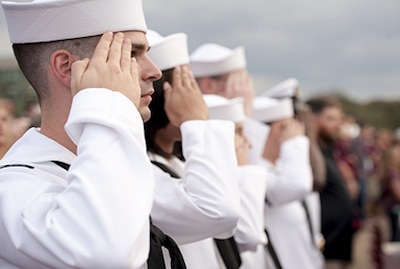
[234,165,268,252]
[262,136,313,206]
[151,120,241,245]
[0,89,154,269]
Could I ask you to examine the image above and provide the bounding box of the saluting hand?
[71,32,141,108]
[224,69,255,117]
[163,66,208,127]
[262,118,305,164]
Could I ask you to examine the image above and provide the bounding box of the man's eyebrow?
[131,43,149,52]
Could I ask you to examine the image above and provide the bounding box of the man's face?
[316,106,343,145]
[123,31,162,122]
[197,73,229,96]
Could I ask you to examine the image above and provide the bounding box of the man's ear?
[49,50,76,88]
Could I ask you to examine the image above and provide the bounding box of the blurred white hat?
[252,97,294,123]
[203,94,245,123]
[146,29,189,71]
[262,78,300,99]
[190,43,246,77]
[2,0,147,44]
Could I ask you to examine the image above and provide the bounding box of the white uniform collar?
[2,128,75,166]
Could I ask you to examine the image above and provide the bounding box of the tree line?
[1,69,399,130]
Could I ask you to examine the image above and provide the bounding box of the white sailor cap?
[1,0,147,44]
[252,97,294,123]
[262,78,300,99]
[203,94,245,123]
[190,43,247,77]
[146,30,189,71]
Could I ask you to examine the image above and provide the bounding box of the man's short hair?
[305,96,341,115]
[12,35,101,101]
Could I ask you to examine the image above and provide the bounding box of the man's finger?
[172,66,182,89]
[121,38,132,72]
[90,32,113,64]
[71,58,89,93]
[189,70,199,91]
[108,32,124,66]
[181,66,191,89]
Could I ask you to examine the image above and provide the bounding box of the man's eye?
[131,51,136,58]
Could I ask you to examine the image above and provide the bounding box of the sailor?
[145,30,241,269]
[190,44,324,268]
[0,0,161,268]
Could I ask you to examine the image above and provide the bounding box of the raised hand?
[262,118,305,164]
[224,69,255,116]
[163,66,208,127]
[71,32,141,107]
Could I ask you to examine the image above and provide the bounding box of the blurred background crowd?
[0,67,399,269]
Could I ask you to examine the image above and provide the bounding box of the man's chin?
[139,107,151,123]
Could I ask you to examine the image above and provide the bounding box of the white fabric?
[203,94,246,123]
[147,155,226,269]
[243,117,270,165]
[177,238,225,269]
[235,165,269,269]
[146,30,189,71]
[261,135,313,205]
[264,194,325,269]
[149,120,241,245]
[0,89,154,268]
[148,123,268,269]
[252,97,294,123]
[2,0,147,43]
[240,244,269,269]
[262,78,299,99]
[244,116,323,269]
[148,119,242,269]
[190,43,246,77]
[304,192,324,249]
[244,117,313,205]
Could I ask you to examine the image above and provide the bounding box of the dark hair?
[12,35,101,102]
[144,68,174,158]
[305,95,341,115]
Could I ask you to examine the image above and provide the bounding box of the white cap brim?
[262,78,300,99]
[203,94,245,123]
[2,0,147,43]
[147,30,189,71]
[252,97,294,123]
[190,43,246,77]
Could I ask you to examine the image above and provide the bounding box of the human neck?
[154,130,175,158]
[40,120,77,154]
[39,98,76,154]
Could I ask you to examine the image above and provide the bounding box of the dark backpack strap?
[301,199,317,249]
[51,160,186,269]
[148,218,186,269]
[0,163,35,170]
[151,159,242,268]
[51,160,71,171]
[147,222,167,269]
[151,160,180,179]
[264,228,283,269]
[214,237,242,269]
[148,161,186,268]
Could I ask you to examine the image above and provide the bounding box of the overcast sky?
[1,0,399,102]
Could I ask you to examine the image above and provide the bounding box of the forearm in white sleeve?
[151,119,241,245]
[263,136,313,206]
[3,89,154,269]
[234,165,268,252]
